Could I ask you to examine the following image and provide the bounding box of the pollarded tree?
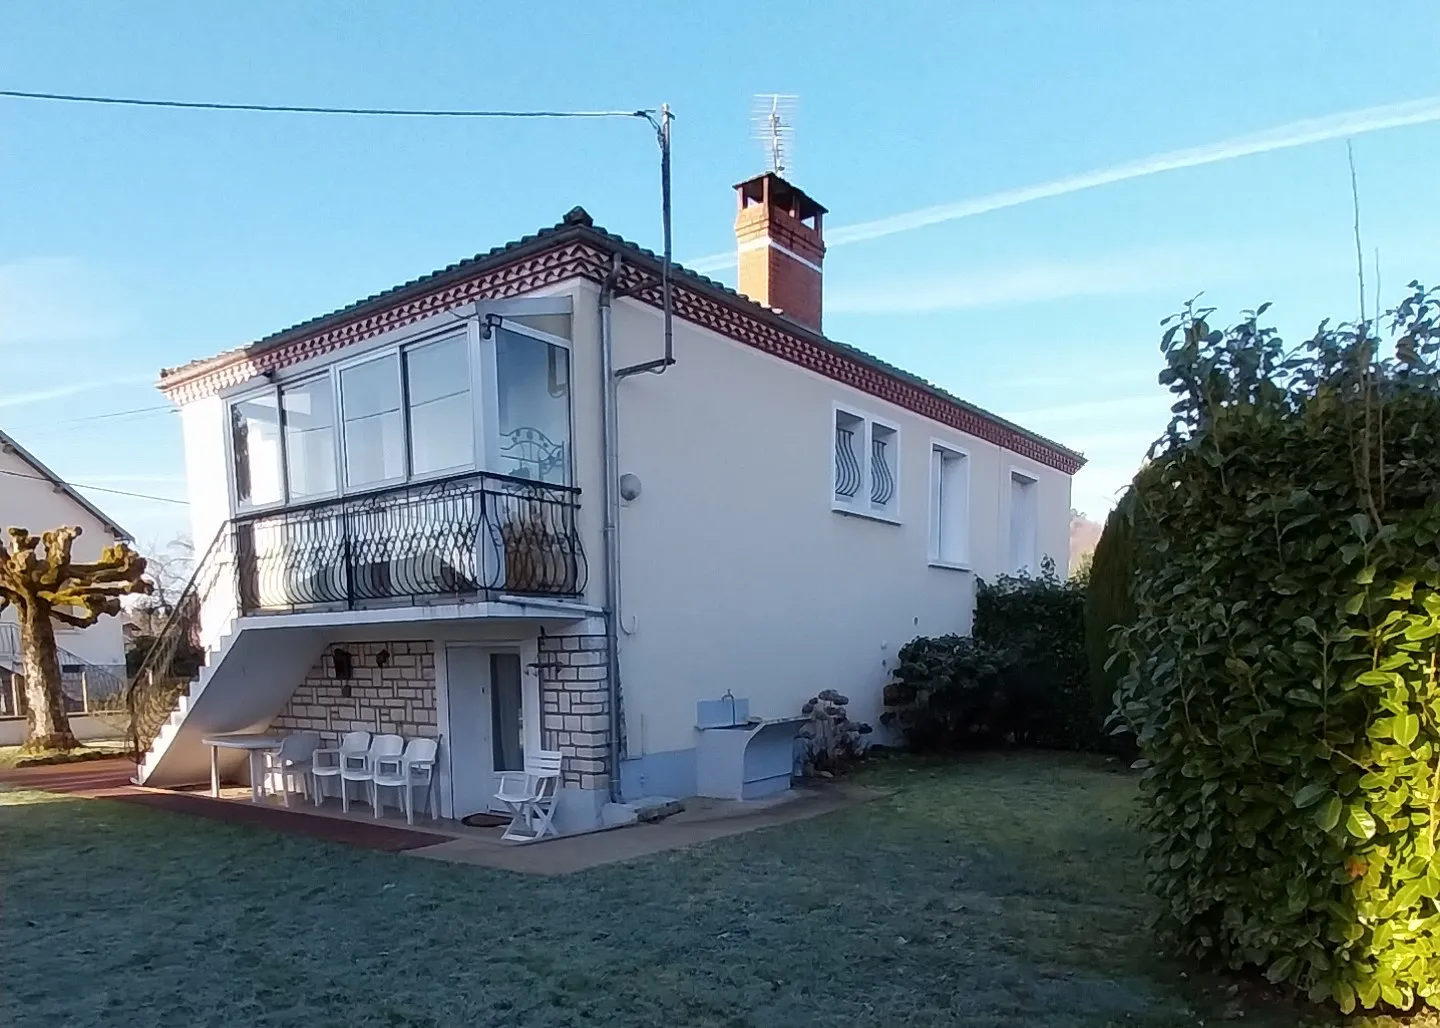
[0,526,150,752]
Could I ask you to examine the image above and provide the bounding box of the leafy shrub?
[884,561,1092,750]
[1084,494,1138,752]
[797,689,871,776]
[883,634,1005,748]
[1117,289,1440,1013]
[974,559,1091,748]
[125,633,204,680]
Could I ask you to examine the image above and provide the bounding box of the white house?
[0,427,131,720]
[138,172,1083,831]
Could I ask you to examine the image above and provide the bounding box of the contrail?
[686,95,1440,272]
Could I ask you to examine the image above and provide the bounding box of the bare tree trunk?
[19,605,76,752]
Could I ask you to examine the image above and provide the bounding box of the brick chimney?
[734,172,827,332]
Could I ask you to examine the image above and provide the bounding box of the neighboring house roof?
[0,428,132,541]
[158,208,1086,475]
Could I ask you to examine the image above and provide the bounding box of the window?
[490,652,525,772]
[832,407,899,521]
[282,376,337,500]
[231,390,283,508]
[1008,470,1039,575]
[929,443,970,567]
[495,327,571,484]
[225,314,571,514]
[406,336,473,476]
[340,356,405,489]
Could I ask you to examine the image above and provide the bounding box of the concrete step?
[626,796,686,823]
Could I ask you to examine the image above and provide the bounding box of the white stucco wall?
[600,293,1073,766]
[0,444,127,672]
[168,272,1074,801]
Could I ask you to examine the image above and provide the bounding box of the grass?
[0,740,127,768]
[0,751,1426,1028]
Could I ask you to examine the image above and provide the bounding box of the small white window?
[1008,470,1039,575]
[832,407,899,522]
[929,443,970,568]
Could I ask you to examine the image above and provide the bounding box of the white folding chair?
[495,749,562,842]
[341,733,402,813]
[311,731,370,808]
[372,737,440,824]
[262,732,319,807]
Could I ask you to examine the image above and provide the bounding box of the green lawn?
[0,752,1417,1027]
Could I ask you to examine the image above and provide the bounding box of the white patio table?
[201,733,285,803]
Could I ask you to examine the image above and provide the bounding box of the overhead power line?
[0,467,187,506]
[0,88,652,120]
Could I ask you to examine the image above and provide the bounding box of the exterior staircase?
[133,619,325,786]
[127,525,322,787]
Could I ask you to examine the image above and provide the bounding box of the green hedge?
[1084,493,1138,752]
[1116,291,1440,1013]
[884,563,1093,750]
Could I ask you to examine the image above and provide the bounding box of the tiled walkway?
[1,757,880,872]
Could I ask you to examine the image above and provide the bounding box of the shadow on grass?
[0,754,1402,1028]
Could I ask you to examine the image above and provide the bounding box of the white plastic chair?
[372,737,440,824]
[262,732,319,807]
[311,731,370,808]
[341,733,402,813]
[495,749,563,842]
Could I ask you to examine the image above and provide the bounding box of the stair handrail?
[124,522,236,759]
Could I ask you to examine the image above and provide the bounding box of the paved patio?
[0,757,880,873]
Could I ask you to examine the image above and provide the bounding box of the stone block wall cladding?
[538,632,611,790]
[271,641,438,743]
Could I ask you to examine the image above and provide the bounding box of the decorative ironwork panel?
[233,471,585,615]
[835,426,861,500]
[871,437,896,506]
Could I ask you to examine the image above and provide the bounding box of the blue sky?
[3,1,1440,548]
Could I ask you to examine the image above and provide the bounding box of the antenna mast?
[753,94,796,177]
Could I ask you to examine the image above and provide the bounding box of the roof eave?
[0,429,133,541]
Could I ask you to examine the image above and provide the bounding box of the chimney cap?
[734,172,827,220]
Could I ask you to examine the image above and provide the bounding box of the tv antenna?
[753,94,796,177]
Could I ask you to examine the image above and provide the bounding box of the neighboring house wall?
[598,289,1072,795]
[0,445,127,675]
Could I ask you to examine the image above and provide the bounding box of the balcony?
[233,471,586,615]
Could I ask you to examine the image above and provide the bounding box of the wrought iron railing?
[123,471,585,758]
[0,624,129,716]
[871,437,896,506]
[835,426,862,500]
[234,471,586,615]
[124,524,236,758]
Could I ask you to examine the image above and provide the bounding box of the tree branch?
[38,526,80,589]
[50,607,103,629]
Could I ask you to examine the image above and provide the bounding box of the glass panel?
[341,356,404,488]
[231,391,283,507]
[406,336,474,475]
[506,312,571,340]
[495,328,571,484]
[490,652,524,772]
[282,377,337,500]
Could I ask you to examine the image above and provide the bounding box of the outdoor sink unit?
[693,695,806,800]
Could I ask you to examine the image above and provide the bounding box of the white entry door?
[446,646,529,818]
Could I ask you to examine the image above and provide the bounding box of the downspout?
[600,254,625,803]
